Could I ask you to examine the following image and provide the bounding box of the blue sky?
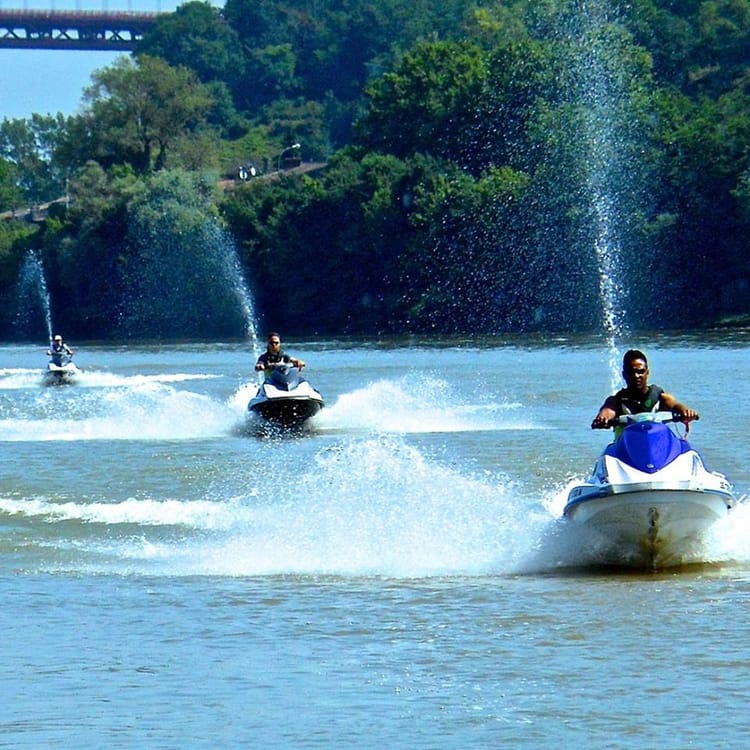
[0,0,206,121]
[1,49,123,120]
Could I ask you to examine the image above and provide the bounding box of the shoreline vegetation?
[2,0,749,340]
[5,326,749,350]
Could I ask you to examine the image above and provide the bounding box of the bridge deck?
[0,9,162,50]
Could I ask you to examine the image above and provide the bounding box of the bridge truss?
[0,9,161,50]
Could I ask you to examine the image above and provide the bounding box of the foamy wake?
[1,379,239,441]
[0,436,545,577]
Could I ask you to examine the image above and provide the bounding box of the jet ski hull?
[43,362,80,386]
[563,413,735,570]
[247,365,324,428]
[564,484,734,569]
[248,392,324,426]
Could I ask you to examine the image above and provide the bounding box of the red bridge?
[0,8,163,50]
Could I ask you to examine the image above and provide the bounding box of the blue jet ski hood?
[604,421,691,473]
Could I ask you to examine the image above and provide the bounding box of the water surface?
[1,336,749,748]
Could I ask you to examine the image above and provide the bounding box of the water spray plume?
[119,173,261,346]
[14,249,53,342]
[564,1,641,386]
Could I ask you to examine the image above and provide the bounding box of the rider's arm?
[591,396,617,429]
[282,353,304,369]
[660,392,698,421]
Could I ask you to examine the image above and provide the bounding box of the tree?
[32,161,136,337]
[223,0,478,110]
[121,170,249,339]
[137,1,245,89]
[390,161,536,333]
[0,114,69,204]
[0,158,23,211]
[640,82,750,326]
[237,44,302,111]
[358,39,488,165]
[76,56,216,173]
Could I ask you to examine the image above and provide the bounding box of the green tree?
[122,170,248,339]
[0,158,23,212]
[641,81,750,326]
[358,40,488,165]
[222,150,417,333]
[137,1,245,88]
[223,0,477,109]
[73,56,216,173]
[0,114,69,204]
[3,0,750,338]
[35,161,136,337]
[0,219,38,339]
[262,98,329,163]
[624,0,750,96]
[237,44,302,110]
[387,160,537,333]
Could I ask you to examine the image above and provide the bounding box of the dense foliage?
[1,0,749,340]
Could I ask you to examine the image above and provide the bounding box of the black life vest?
[614,384,664,415]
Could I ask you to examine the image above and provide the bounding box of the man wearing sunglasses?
[591,349,697,429]
[254,332,305,376]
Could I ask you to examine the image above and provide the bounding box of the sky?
[0,0,205,121]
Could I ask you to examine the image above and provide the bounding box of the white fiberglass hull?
[248,382,324,427]
[43,362,80,386]
[564,449,735,570]
[564,486,734,569]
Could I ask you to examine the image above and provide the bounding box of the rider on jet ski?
[590,349,698,434]
[254,332,305,379]
[47,334,74,366]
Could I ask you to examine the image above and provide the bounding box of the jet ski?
[43,354,81,386]
[563,412,735,570]
[247,362,324,427]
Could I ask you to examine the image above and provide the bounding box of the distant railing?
[1,163,330,222]
[0,8,162,49]
[0,197,68,222]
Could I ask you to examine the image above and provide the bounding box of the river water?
[1,333,749,748]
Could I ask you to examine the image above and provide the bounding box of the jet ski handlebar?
[610,411,699,427]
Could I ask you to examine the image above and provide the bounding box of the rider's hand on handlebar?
[591,408,615,429]
[674,409,699,422]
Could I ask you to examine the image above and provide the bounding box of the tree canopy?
[1,0,748,339]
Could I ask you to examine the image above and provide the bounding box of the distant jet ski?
[247,363,324,427]
[43,355,81,386]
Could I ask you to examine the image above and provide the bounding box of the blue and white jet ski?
[43,354,81,386]
[247,363,324,427]
[563,412,735,569]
